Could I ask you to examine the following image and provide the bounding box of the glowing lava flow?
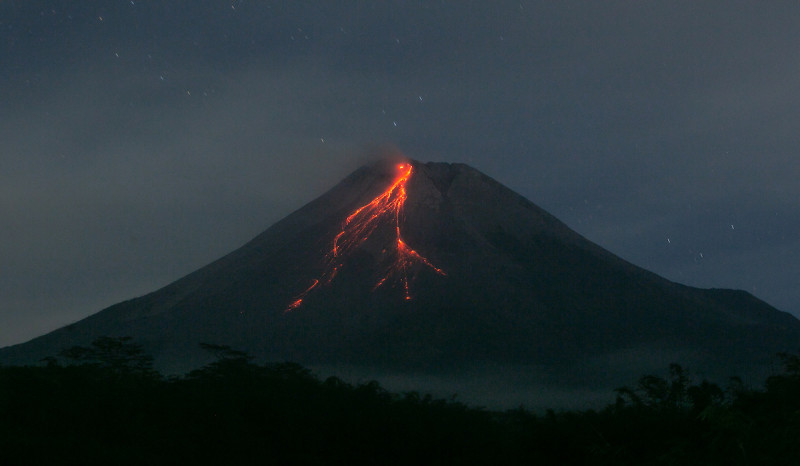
[287,163,445,311]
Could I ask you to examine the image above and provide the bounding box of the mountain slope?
[2,159,798,407]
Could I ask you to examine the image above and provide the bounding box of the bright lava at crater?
[287,163,445,311]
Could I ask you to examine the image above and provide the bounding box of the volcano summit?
[2,159,799,407]
[287,162,445,311]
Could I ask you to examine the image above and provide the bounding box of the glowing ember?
[287,163,445,311]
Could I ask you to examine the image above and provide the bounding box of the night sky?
[2,1,799,348]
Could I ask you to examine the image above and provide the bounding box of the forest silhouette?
[2,337,799,465]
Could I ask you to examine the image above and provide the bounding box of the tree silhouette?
[59,336,156,377]
[4,346,800,465]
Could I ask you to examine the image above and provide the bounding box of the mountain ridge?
[2,159,798,407]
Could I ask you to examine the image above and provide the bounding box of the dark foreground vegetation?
[2,338,800,465]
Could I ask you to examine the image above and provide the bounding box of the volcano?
[2,158,799,407]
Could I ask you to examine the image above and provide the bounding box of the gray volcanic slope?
[2,159,799,407]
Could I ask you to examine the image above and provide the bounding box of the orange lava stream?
[287,163,445,311]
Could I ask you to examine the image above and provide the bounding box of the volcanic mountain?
[2,159,799,407]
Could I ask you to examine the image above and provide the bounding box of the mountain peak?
[286,160,446,311]
[2,156,799,408]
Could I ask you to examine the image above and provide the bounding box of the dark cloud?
[2,1,800,346]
